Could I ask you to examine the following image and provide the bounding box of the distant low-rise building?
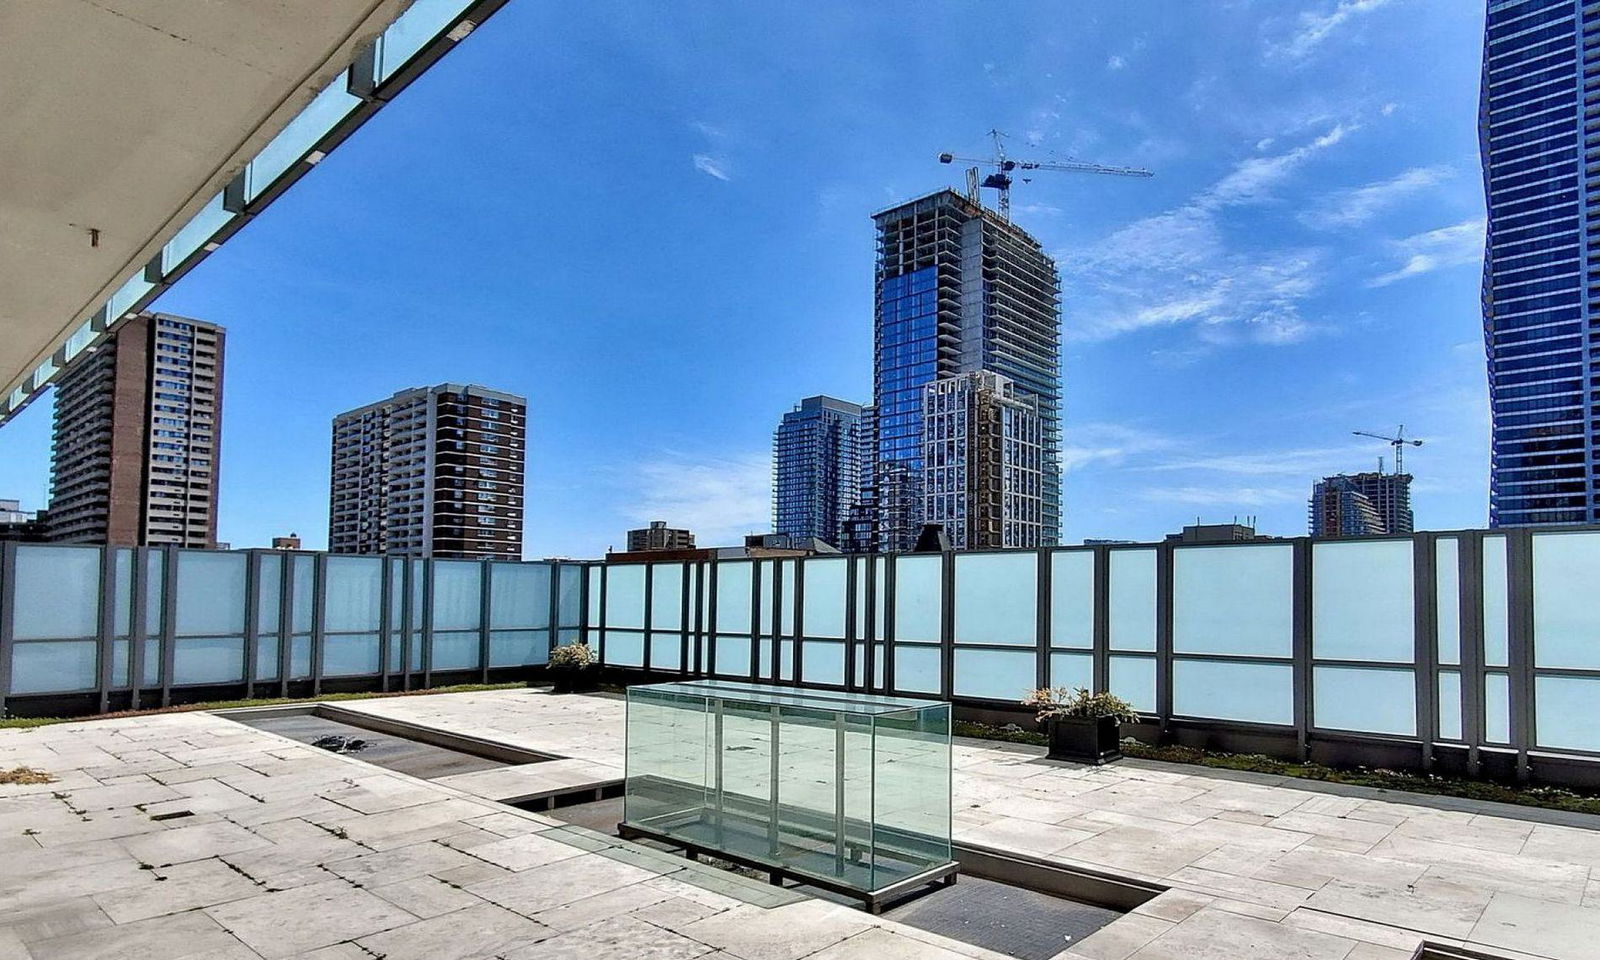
[0,500,48,542]
[1166,521,1278,544]
[272,534,302,550]
[1310,472,1412,538]
[626,520,695,552]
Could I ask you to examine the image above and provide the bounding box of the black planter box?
[1047,715,1123,764]
[550,667,598,694]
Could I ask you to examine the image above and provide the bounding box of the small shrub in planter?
[1023,686,1141,765]
[548,642,597,694]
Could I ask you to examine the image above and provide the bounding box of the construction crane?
[938,129,1153,220]
[1353,425,1424,476]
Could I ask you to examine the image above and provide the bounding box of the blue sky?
[0,0,1491,555]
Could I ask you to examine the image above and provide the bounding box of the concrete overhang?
[0,0,506,426]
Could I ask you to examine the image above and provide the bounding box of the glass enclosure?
[622,679,954,907]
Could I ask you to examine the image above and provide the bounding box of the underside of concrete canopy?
[0,0,504,424]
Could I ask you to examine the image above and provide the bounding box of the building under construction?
[864,189,1062,552]
[1309,472,1414,538]
[923,371,1044,549]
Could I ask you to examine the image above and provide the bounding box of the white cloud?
[1059,423,1174,474]
[692,154,731,181]
[1146,443,1373,478]
[622,451,770,545]
[1369,218,1485,287]
[1137,485,1304,507]
[1380,101,1399,116]
[1107,55,1126,70]
[1270,0,1394,60]
[1064,125,1354,344]
[1300,165,1450,228]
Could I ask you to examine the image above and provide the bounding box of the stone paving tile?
[1304,876,1493,940]
[120,818,270,867]
[806,925,977,960]
[204,879,416,958]
[23,907,258,960]
[1469,893,1600,960]
[503,914,713,959]
[1,895,114,945]
[93,856,264,922]
[673,900,872,960]
[357,901,552,959]
[440,828,587,871]
[466,851,665,916]
[1050,824,1222,878]
[1065,913,1174,960]
[369,873,484,918]
[321,838,480,885]
[525,881,676,933]
[1122,906,1354,960]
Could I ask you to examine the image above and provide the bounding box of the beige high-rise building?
[47,312,224,547]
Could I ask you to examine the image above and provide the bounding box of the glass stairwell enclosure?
[620,680,955,911]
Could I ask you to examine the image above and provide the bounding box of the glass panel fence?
[1107,549,1155,651]
[1312,539,1413,662]
[1049,551,1094,649]
[1173,543,1293,657]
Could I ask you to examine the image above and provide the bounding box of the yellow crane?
[938,129,1153,220]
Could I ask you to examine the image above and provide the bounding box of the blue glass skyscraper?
[772,396,865,547]
[868,190,1062,551]
[1481,1,1596,525]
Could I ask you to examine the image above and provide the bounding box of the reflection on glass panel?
[1435,538,1460,666]
[650,633,682,671]
[1484,672,1509,744]
[873,557,886,639]
[1050,651,1092,690]
[954,552,1036,645]
[1108,550,1156,651]
[714,636,751,677]
[803,558,848,638]
[606,629,644,668]
[757,638,774,680]
[1437,670,1461,741]
[247,78,361,199]
[491,562,551,630]
[324,557,382,633]
[257,635,281,681]
[173,637,244,684]
[387,633,403,673]
[323,634,381,677]
[146,550,165,637]
[107,271,154,319]
[488,631,544,668]
[1050,551,1094,649]
[587,566,602,622]
[894,555,942,643]
[1314,666,1415,736]
[953,648,1034,701]
[756,561,774,638]
[1109,655,1156,712]
[1482,536,1508,668]
[112,639,130,687]
[1534,676,1600,752]
[13,545,100,640]
[1533,532,1600,669]
[258,554,282,634]
[853,642,867,687]
[175,551,246,636]
[377,0,464,79]
[558,565,584,627]
[431,562,482,631]
[779,640,796,682]
[143,638,160,686]
[1312,540,1414,662]
[11,642,98,693]
[607,564,646,629]
[113,549,133,638]
[781,562,796,636]
[717,562,753,634]
[292,556,316,633]
[650,564,682,631]
[290,635,312,679]
[802,639,846,685]
[1173,660,1292,724]
[894,644,941,694]
[431,631,480,671]
[1173,545,1292,657]
[163,193,231,270]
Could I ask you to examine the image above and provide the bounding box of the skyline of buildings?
[626,520,696,552]
[922,370,1046,549]
[328,383,527,560]
[772,395,865,547]
[45,312,224,548]
[1480,1,1596,527]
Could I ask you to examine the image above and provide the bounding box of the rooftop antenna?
[938,128,1153,221]
[1354,425,1424,476]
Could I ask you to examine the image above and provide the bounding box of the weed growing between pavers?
[0,766,55,785]
[952,720,1600,817]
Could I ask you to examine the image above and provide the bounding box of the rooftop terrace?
[3,688,1597,960]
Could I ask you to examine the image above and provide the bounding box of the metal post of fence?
[129,546,149,711]
[642,562,654,675]
[792,560,805,686]
[546,561,560,659]
[939,551,955,701]
[1155,543,1174,741]
[312,553,329,696]
[1460,533,1484,777]
[749,560,762,682]
[159,548,178,707]
[277,554,294,699]
[1291,538,1312,762]
[596,563,608,667]
[96,545,115,714]
[1413,533,1437,773]
[680,561,691,676]
[479,558,494,683]
[706,560,718,677]
[1035,548,1051,693]
[245,551,262,698]
[1508,529,1535,783]
[421,559,435,689]
[883,555,897,694]
[0,542,17,717]
[1092,546,1109,694]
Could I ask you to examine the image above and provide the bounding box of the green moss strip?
[0,682,528,730]
[952,720,1600,817]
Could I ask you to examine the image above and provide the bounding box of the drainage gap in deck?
[229,712,517,780]
[539,796,1139,960]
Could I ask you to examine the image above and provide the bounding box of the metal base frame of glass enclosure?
[620,680,957,913]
